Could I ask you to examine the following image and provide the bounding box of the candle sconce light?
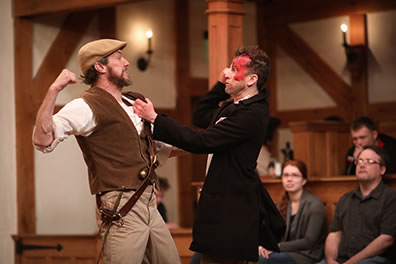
[340,24,365,74]
[137,30,153,71]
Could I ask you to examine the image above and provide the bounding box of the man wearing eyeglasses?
[318,146,396,264]
[344,116,396,175]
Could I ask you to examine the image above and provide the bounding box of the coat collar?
[236,88,270,106]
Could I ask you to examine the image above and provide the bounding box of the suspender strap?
[118,161,156,217]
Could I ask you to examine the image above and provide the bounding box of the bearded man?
[33,39,180,264]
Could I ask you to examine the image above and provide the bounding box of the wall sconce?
[340,24,348,47]
[340,23,366,75]
[340,24,359,64]
[137,30,153,71]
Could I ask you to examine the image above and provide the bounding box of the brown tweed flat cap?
[78,39,127,75]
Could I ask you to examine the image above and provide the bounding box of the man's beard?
[108,66,132,88]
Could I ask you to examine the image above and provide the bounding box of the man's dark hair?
[351,116,376,132]
[359,145,389,168]
[158,177,170,191]
[81,56,109,85]
[235,46,271,91]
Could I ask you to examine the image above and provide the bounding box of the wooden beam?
[14,17,36,234]
[174,0,194,228]
[189,78,208,97]
[368,102,396,122]
[348,14,369,117]
[274,107,350,128]
[98,7,116,39]
[276,25,353,112]
[32,11,95,112]
[257,1,277,116]
[261,0,396,25]
[13,0,145,18]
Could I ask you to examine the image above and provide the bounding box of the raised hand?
[50,69,77,92]
[133,98,158,123]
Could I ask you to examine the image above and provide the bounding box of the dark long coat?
[153,82,270,261]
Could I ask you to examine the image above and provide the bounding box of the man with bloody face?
[134,47,285,263]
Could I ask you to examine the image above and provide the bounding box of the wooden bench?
[193,175,396,236]
[261,174,396,227]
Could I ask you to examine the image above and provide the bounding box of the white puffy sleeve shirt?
[34,96,172,166]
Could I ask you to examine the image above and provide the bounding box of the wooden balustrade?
[289,120,352,178]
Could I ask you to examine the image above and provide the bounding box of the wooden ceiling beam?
[32,11,95,112]
[276,25,352,111]
[261,0,396,24]
[274,107,350,128]
[13,0,145,18]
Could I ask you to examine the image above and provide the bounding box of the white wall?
[0,0,16,262]
[117,0,176,108]
[368,10,396,103]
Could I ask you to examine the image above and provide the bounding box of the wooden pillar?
[206,0,245,88]
[14,17,36,234]
[174,0,194,227]
[347,14,368,118]
[256,1,277,119]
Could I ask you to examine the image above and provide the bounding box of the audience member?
[156,177,170,222]
[256,117,281,176]
[259,160,326,264]
[319,145,396,264]
[345,116,396,175]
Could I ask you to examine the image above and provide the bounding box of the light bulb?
[340,24,348,33]
[145,30,153,39]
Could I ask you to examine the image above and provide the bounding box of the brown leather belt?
[95,168,156,225]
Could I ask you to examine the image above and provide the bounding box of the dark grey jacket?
[280,190,326,263]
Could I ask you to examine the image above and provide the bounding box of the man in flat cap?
[33,39,181,264]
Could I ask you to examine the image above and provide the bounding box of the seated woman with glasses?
[259,160,327,264]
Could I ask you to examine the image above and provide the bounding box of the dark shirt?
[344,133,396,175]
[286,214,296,242]
[329,181,396,261]
[157,202,168,223]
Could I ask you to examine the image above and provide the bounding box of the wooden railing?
[193,175,396,230]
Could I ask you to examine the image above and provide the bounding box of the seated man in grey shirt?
[318,145,396,264]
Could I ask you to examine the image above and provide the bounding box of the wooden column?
[256,1,277,119]
[347,14,368,117]
[14,17,36,234]
[290,121,351,177]
[174,0,194,227]
[206,0,245,88]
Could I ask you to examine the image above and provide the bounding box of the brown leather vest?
[76,87,157,194]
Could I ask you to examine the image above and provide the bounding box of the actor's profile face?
[356,149,385,181]
[231,56,251,81]
[351,126,377,148]
[106,50,131,88]
[281,165,306,193]
[224,55,251,96]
